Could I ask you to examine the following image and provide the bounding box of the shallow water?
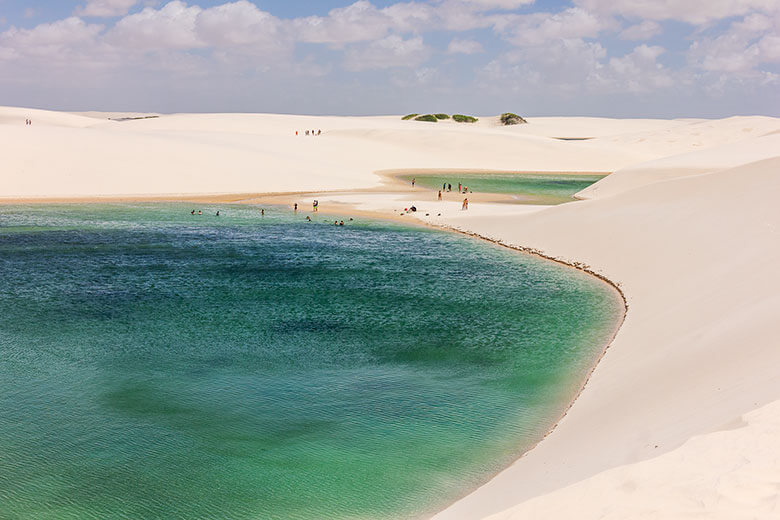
[401,173,606,204]
[0,204,621,519]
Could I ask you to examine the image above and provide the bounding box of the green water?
[0,204,621,519]
[402,173,606,204]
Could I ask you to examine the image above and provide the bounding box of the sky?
[0,0,778,117]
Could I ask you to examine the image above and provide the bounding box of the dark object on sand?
[500,113,528,126]
[453,114,478,123]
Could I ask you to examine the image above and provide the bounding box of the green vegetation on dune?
[402,113,477,123]
[453,114,478,123]
[501,113,528,125]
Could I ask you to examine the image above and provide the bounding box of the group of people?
[186,200,358,223]
[297,130,322,136]
[430,182,470,210]
[24,119,32,126]
[434,191,469,209]
[440,182,470,193]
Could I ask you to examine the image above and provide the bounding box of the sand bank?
[2,107,780,519]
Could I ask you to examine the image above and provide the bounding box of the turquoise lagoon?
[0,204,622,519]
[401,173,606,204]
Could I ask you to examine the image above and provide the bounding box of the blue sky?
[0,1,777,117]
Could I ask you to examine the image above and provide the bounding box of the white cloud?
[196,1,285,49]
[76,0,140,18]
[689,13,780,73]
[620,20,662,40]
[0,0,777,116]
[447,38,484,54]
[574,0,780,25]
[442,0,535,10]
[291,1,397,45]
[107,1,204,50]
[0,17,104,60]
[343,34,431,70]
[484,38,608,94]
[494,7,612,46]
[601,44,675,92]
[483,39,676,95]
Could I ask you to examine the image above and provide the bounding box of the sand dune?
[578,131,780,199]
[2,106,779,520]
[429,156,780,520]
[482,399,780,520]
[1,108,730,199]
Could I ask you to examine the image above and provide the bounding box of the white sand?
[2,107,779,519]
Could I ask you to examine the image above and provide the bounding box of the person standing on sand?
[458,183,462,193]
[313,200,319,212]
[438,190,442,201]
[261,209,265,216]
[447,183,451,192]
[411,178,416,187]
[462,198,469,210]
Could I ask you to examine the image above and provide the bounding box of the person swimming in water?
[306,216,311,221]
[294,203,298,212]
[216,211,220,217]
[339,221,345,226]
[198,210,202,215]
[191,210,195,215]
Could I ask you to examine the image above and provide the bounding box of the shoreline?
[0,193,628,520]
[420,224,627,520]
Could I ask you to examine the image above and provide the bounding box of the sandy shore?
[2,107,780,519]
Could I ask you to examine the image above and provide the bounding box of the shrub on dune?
[500,113,528,125]
[453,114,478,123]
[402,113,419,120]
[414,114,439,122]
[434,114,450,120]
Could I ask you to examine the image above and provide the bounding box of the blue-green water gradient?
[0,204,621,519]
[401,173,606,204]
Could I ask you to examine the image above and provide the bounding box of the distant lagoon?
[401,173,606,205]
[0,204,622,519]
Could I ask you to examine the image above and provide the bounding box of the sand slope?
[483,399,780,520]
[430,154,780,519]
